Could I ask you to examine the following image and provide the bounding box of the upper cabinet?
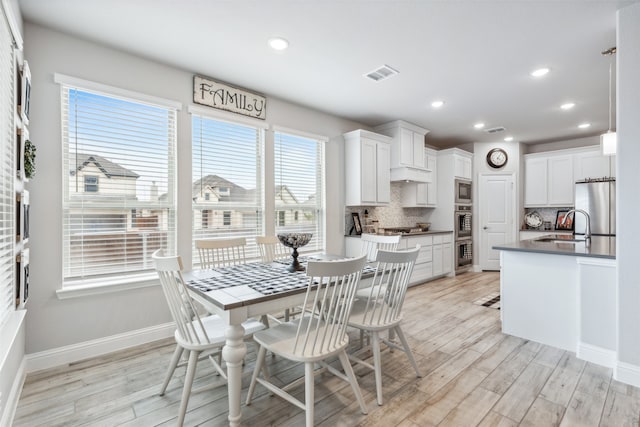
[524,153,573,207]
[573,149,613,181]
[454,154,472,180]
[374,120,429,179]
[524,146,614,208]
[343,129,392,206]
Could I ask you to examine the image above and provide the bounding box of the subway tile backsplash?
[345,182,431,235]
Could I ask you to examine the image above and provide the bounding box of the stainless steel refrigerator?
[574,179,616,236]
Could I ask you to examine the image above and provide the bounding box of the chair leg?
[394,325,422,378]
[338,350,368,415]
[178,350,200,427]
[304,362,315,427]
[160,344,184,395]
[284,308,290,322]
[371,332,384,406]
[246,345,267,405]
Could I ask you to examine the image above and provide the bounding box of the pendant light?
[601,47,617,156]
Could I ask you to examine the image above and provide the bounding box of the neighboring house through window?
[223,211,231,226]
[58,75,179,285]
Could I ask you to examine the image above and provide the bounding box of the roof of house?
[192,174,255,202]
[72,154,140,178]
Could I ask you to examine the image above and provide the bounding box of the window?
[84,175,98,192]
[0,9,15,327]
[58,76,178,284]
[274,130,325,252]
[192,112,264,262]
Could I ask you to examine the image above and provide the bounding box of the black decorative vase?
[277,233,312,273]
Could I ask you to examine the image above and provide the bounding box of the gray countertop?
[494,234,616,259]
[345,230,453,238]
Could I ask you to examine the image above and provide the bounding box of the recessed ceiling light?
[474,122,485,129]
[268,37,289,51]
[431,100,445,108]
[504,136,514,142]
[530,67,550,77]
[578,123,591,129]
[561,102,576,110]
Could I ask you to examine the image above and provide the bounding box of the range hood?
[390,166,432,183]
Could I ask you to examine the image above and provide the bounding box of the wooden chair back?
[293,255,367,357]
[360,246,420,327]
[152,249,211,346]
[360,233,401,262]
[195,237,247,268]
[256,235,289,263]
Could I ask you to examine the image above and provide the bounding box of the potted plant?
[24,139,36,179]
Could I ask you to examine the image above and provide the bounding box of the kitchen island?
[494,235,617,368]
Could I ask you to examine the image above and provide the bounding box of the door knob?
[483,226,488,230]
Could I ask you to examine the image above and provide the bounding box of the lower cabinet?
[345,233,453,285]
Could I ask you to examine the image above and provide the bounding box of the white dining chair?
[256,235,289,263]
[360,233,401,262]
[152,249,265,427]
[245,255,369,427]
[195,237,247,268]
[347,246,422,406]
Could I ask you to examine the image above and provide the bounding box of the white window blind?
[61,84,177,285]
[0,9,14,327]
[192,114,263,262]
[274,131,325,253]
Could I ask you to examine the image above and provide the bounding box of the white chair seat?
[253,316,349,363]
[348,299,403,332]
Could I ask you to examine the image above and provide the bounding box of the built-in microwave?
[455,179,472,204]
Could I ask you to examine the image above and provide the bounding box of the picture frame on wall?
[555,210,574,231]
[351,212,362,235]
[20,60,31,124]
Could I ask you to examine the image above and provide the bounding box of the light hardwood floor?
[14,272,640,426]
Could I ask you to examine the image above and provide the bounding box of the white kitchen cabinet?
[426,148,438,206]
[432,240,443,277]
[454,155,472,180]
[573,148,611,182]
[442,242,453,274]
[524,153,573,207]
[524,157,548,206]
[548,155,574,205]
[374,120,429,170]
[344,130,392,206]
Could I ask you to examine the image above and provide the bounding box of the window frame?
[55,74,181,291]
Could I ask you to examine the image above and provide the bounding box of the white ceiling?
[18,0,637,148]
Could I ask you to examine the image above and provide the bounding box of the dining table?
[183,254,376,426]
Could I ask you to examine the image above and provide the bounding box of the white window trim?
[54,73,183,110]
[188,104,268,129]
[271,125,329,142]
[56,272,159,300]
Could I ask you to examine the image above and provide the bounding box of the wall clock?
[486,148,508,169]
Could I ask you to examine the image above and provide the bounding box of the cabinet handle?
[483,226,488,230]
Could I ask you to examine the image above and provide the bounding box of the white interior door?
[479,173,516,271]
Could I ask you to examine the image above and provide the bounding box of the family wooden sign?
[193,75,266,120]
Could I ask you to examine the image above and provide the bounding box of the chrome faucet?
[563,209,591,246]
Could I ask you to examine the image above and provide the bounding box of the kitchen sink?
[534,236,586,243]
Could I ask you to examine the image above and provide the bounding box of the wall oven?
[455,179,472,204]
[454,205,472,240]
[456,240,473,271]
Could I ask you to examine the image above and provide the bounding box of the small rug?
[474,292,501,310]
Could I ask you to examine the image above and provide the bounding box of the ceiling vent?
[364,64,399,82]
[485,126,506,134]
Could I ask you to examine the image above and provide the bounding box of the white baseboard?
[615,361,640,389]
[26,322,174,373]
[0,356,26,427]
[577,342,616,368]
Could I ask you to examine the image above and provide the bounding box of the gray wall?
[616,3,640,372]
[24,22,364,353]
